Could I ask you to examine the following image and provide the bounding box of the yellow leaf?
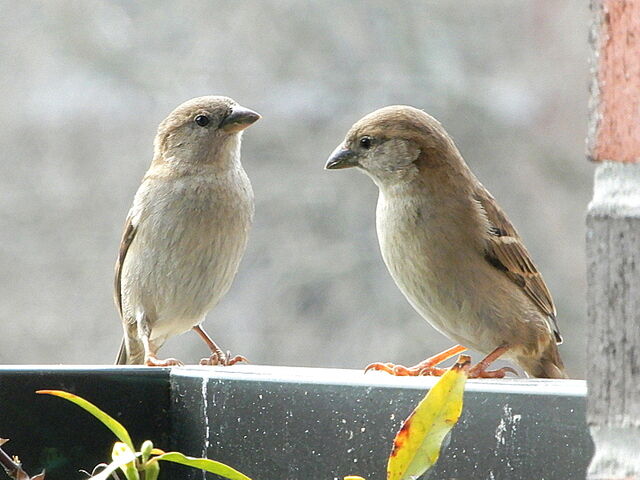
[344,477,367,480]
[387,355,470,480]
[87,443,139,480]
[112,442,139,480]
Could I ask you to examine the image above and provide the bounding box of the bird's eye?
[359,136,373,149]
[194,115,210,127]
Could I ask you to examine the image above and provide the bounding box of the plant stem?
[0,444,25,480]
[0,444,42,480]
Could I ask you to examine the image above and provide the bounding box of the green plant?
[36,390,252,480]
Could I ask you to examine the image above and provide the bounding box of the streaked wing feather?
[114,215,137,318]
[474,186,562,343]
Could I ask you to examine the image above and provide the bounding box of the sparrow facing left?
[325,105,566,379]
[115,96,259,366]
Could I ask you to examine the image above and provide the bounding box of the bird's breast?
[121,170,254,334]
[375,191,496,348]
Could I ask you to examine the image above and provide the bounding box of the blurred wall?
[0,1,591,377]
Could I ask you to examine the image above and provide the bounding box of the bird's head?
[325,105,458,187]
[154,96,260,165]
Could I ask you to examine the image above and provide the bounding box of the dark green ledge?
[0,366,592,480]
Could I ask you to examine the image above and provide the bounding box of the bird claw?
[200,350,248,366]
[365,359,518,379]
[365,345,467,377]
[468,365,518,379]
[364,361,447,376]
[145,356,183,367]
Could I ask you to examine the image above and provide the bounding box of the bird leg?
[467,345,517,378]
[193,325,248,366]
[365,344,468,376]
[141,333,183,367]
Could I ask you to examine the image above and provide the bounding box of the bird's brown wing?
[114,214,137,319]
[474,185,562,343]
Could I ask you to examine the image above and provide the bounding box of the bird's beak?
[220,105,261,133]
[325,146,359,170]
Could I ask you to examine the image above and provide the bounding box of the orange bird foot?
[467,364,517,378]
[466,345,517,378]
[365,344,519,379]
[145,355,184,367]
[200,350,248,366]
[365,344,467,377]
[365,361,448,376]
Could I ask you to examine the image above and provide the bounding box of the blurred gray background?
[0,1,591,378]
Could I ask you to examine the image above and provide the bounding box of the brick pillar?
[587,1,640,479]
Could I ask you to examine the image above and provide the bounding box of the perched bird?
[325,105,566,379]
[114,96,259,366]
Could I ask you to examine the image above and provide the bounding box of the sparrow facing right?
[325,105,566,379]
[115,96,259,366]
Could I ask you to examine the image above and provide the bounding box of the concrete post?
[587,1,640,479]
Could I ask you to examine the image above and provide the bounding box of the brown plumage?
[326,105,566,379]
[475,187,562,344]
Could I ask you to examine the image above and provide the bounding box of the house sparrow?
[325,105,566,379]
[114,96,259,366]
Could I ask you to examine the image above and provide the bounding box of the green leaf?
[387,355,470,480]
[142,459,160,480]
[155,452,252,480]
[36,390,135,451]
[140,440,154,463]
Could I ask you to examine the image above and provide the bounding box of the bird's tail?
[115,338,128,365]
[519,341,568,379]
[114,337,145,365]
